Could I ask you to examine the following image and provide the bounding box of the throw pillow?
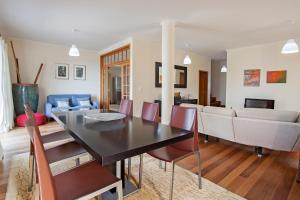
[79,100,91,110]
[55,98,70,111]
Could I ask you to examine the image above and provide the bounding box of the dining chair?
[145,105,201,200]
[119,99,133,116]
[31,119,123,200]
[141,102,159,122]
[24,104,88,191]
[127,102,159,187]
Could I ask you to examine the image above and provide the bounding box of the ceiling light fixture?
[183,44,192,65]
[281,39,299,54]
[221,65,227,73]
[69,29,80,57]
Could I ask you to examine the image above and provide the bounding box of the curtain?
[0,37,14,134]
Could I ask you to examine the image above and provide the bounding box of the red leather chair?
[31,119,123,200]
[141,102,159,122]
[119,99,133,116]
[127,102,159,187]
[24,104,87,191]
[146,105,201,200]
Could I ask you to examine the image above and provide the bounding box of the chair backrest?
[24,104,36,143]
[33,123,57,199]
[119,99,133,116]
[141,102,159,122]
[30,120,57,199]
[170,105,198,152]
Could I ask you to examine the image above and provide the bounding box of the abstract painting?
[55,63,69,80]
[267,70,287,83]
[74,65,86,80]
[244,69,260,86]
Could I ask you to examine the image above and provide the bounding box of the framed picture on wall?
[74,65,86,80]
[266,70,287,83]
[55,63,69,80]
[244,69,260,86]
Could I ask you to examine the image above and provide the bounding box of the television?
[244,98,274,109]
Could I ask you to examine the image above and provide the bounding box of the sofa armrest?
[92,101,99,109]
[45,103,53,118]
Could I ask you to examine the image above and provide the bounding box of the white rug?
[6,153,246,200]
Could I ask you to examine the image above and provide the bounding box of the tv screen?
[244,98,274,109]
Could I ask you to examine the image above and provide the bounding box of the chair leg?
[75,157,80,166]
[116,181,123,200]
[138,154,143,189]
[28,155,35,191]
[169,162,175,200]
[159,160,162,168]
[297,152,300,183]
[128,158,131,179]
[159,160,167,171]
[195,151,202,189]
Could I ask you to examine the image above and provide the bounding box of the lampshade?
[69,44,80,57]
[221,65,227,73]
[183,55,192,65]
[281,39,299,54]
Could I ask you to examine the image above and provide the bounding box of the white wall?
[226,39,300,111]
[8,38,100,112]
[132,39,211,116]
[211,59,227,105]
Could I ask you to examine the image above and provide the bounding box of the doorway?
[199,70,208,106]
[100,45,130,110]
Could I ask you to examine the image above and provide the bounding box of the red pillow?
[16,112,47,127]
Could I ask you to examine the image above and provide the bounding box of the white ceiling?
[1,0,300,59]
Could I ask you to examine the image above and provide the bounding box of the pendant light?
[221,65,227,73]
[69,29,80,57]
[183,44,192,65]
[281,20,299,54]
[281,39,299,54]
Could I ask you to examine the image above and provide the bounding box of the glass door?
[100,45,130,110]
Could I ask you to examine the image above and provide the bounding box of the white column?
[161,21,175,124]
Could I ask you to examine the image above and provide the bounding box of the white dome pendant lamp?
[281,39,299,54]
[69,29,80,57]
[183,44,192,65]
[221,65,227,73]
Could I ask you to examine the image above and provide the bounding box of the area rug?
[6,153,245,200]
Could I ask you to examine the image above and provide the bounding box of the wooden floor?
[0,122,299,200]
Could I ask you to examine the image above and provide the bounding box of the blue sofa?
[45,94,99,118]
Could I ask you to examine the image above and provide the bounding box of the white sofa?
[201,106,236,142]
[180,104,300,182]
[180,104,300,153]
[233,108,300,152]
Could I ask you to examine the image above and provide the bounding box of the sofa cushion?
[203,106,236,117]
[56,99,69,108]
[180,103,204,112]
[72,96,91,106]
[236,108,299,123]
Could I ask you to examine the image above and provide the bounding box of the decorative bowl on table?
[84,113,126,121]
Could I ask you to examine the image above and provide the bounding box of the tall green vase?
[12,83,39,116]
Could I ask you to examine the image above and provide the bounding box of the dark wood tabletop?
[52,109,193,166]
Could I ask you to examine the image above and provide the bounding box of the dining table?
[52,109,193,199]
